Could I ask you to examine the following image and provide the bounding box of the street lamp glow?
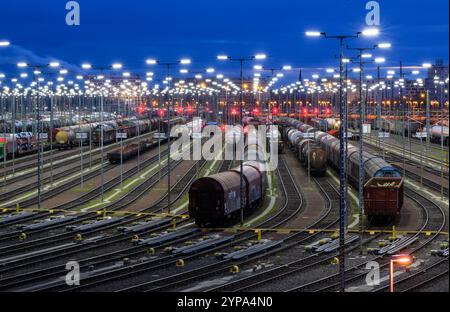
[60,69,68,74]
[387,70,395,75]
[276,73,284,78]
[312,74,320,79]
[0,73,5,78]
[374,57,385,63]
[216,74,224,79]
[0,40,10,47]
[282,65,292,70]
[76,75,83,80]
[122,72,131,77]
[146,72,154,76]
[217,55,229,60]
[377,42,392,49]
[49,62,60,68]
[422,63,432,68]
[366,75,373,79]
[326,68,335,73]
[206,68,215,73]
[305,31,322,37]
[180,58,191,65]
[361,53,372,59]
[253,65,263,70]
[179,69,188,74]
[146,59,157,65]
[390,254,413,293]
[81,63,92,69]
[412,70,420,75]
[254,54,267,60]
[342,58,350,63]
[112,63,123,69]
[254,73,261,77]
[362,28,379,37]
[353,68,361,73]
[17,62,28,68]
[195,74,203,79]
[20,73,28,78]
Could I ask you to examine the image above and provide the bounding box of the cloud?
[0,45,81,74]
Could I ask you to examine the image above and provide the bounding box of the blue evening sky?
[0,0,448,80]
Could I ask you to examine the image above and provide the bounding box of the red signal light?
[272,107,279,115]
[303,108,308,114]
[158,109,165,117]
[177,107,183,113]
[231,108,237,115]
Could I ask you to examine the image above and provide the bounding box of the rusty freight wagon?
[364,177,404,219]
[107,140,154,164]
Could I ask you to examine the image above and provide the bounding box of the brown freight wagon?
[188,171,246,226]
[107,140,154,164]
[364,177,404,218]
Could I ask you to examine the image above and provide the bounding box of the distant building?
[425,59,449,107]
[404,79,426,101]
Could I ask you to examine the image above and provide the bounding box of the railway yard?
[0,112,448,294]
[0,1,449,302]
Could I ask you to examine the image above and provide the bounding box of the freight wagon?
[188,161,266,227]
[364,177,404,219]
[283,117,404,220]
[107,140,154,164]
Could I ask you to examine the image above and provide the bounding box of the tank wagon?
[430,125,449,144]
[266,128,284,154]
[283,123,328,176]
[54,117,161,149]
[282,117,404,220]
[188,161,267,227]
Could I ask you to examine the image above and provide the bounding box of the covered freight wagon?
[188,162,266,227]
[189,171,245,226]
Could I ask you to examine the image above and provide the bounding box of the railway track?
[73,156,307,292]
[399,165,449,197]
[0,156,107,203]
[0,159,208,291]
[7,155,301,291]
[374,257,448,292]
[364,143,449,197]
[0,131,156,183]
[202,176,342,292]
[0,154,236,290]
[364,136,449,173]
[284,187,447,292]
[0,153,181,251]
[0,146,171,243]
